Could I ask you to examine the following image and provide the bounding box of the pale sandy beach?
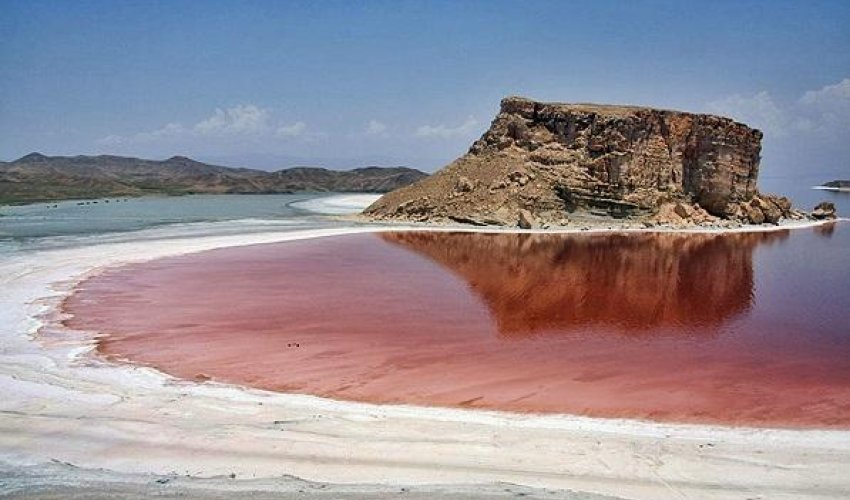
[1,195,849,499]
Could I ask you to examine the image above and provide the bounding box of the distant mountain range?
[0,153,427,205]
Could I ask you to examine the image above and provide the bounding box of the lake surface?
[65,223,850,428]
[0,193,345,241]
[0,193,366,256]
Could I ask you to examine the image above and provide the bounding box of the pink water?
[65,224,850,428]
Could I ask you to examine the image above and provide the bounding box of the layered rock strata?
[365,96,809,227]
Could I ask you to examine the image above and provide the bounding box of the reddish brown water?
[65,224,850,428]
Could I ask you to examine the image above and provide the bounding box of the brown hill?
[0,153,427,205]
[365,96,804,227]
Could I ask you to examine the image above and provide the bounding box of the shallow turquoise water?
[0,193,360,257]
[0,194,333,240]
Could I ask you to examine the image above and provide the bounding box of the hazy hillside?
[0,153,427,204]
[824,180,850,189]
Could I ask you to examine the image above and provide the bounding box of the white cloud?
[276,121,307,137]
[194,105,270,136]
[415,116,479,139]
[365,119,388,136]
[96,134,125,146]
[148,122,187,138]
[97,122,187,145]
[800,78,850,107]
[706,77,850,140]
[706,91,788,135]
[97,104,308,146]
[797,78,850,134]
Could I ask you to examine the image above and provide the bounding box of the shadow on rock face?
[381,230,790,337]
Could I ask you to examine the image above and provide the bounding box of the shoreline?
[48,218,849,433]
[0,461,618,500]
[2,216,850,498]
[345,215,843,234]
[812,185,850,192]
[65,226,850,430]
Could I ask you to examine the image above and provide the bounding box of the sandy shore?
[0,461,618,500]
[2,207,849,499]
[288,194,387,214]
[352,212,845,235]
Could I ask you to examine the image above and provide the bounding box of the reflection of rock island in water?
[381,230,788,336]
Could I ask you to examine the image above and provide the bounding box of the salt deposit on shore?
[1,196,849,499]
[289,193,382,214]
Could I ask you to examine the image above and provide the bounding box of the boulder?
[673,202,693,220]
[812,201,837,220]
[743,203,765,225]
[751,195,783,224]
[455,176,474,193]
[518,209,536,229]
[508,170,530,187]
[771,195,793,216]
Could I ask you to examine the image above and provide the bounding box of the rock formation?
[812,201,837,219]
[365,96,808,227]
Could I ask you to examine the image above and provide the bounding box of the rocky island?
[366,96,832,228]
[820,180,850,191]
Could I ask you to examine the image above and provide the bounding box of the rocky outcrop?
[812,201,837,219]
[733,193,795,225]
[365,96,806,226]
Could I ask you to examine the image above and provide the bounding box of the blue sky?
[1,0,848,180]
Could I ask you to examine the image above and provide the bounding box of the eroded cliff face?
[366,96,801,227]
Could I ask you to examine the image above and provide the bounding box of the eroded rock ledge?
[365,96,825,228]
